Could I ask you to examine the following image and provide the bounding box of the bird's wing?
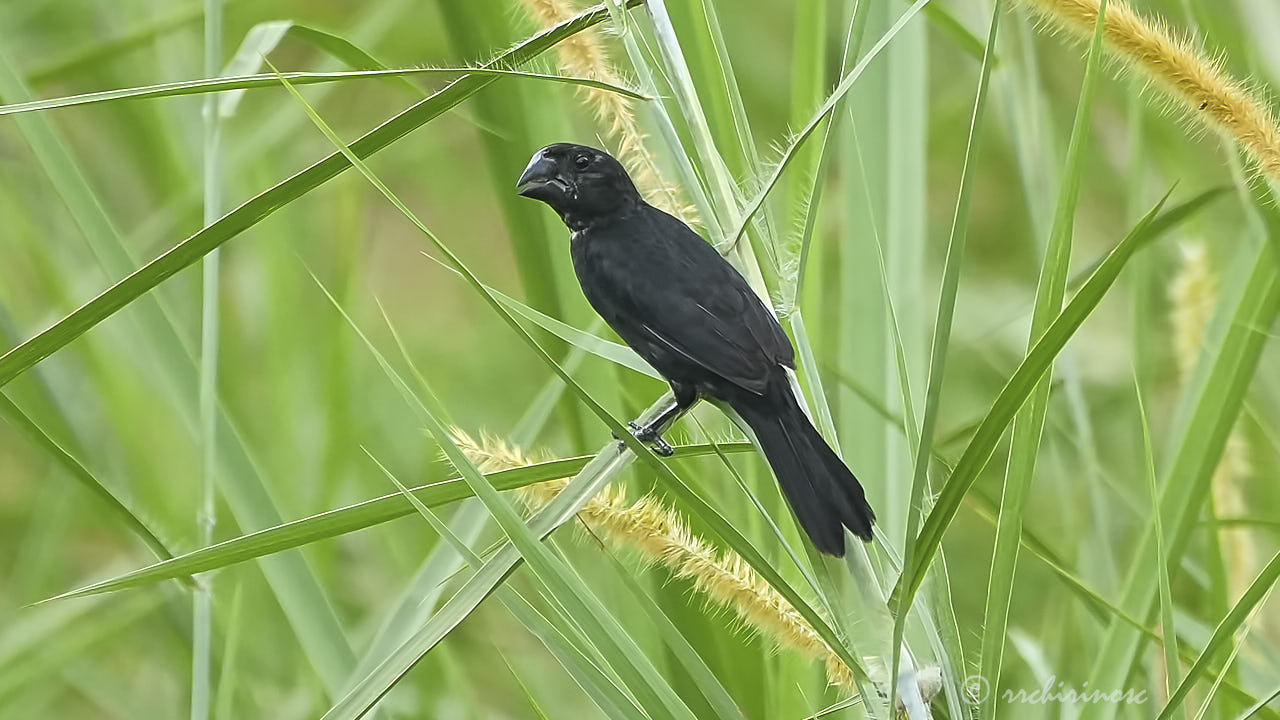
[617,210,794,395]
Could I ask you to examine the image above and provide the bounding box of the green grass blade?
[917,0,990,61]
[213,583,243,720]
[976,3,1108,715]
[682,0,769,191]
[348,499,487,680]
[891,187,1173,613]
[452,274,659,380]
[891,0,1002,707]
[1066,188,1229,289]
[214,20,292,116]
[0,67,646,117]
[780,0,827,285]
[0,394,177,565]
[788,0,870,453]
[1156,551,1280,719]
[284,24,393,70]
[192,2,225,718]
[39,444,750,601]
[849,100,929,715]
[787,0,862,307]
[1236,686,1280,720]
[1137,375,1182,707]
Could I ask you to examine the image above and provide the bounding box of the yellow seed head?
[451,427,859,692]
[1016,0,1280,182]
[1168,247,1257,602]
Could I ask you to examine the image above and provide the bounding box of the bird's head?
[516,143,640,229]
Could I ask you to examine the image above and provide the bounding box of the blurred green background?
[1,0,1278,717]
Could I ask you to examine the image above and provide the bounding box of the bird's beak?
[517,152,567,202]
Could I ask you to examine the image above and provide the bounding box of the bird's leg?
[619,383,697,457]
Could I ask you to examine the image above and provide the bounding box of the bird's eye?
[574,155,591,170]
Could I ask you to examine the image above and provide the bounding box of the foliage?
[0,0,1277,718]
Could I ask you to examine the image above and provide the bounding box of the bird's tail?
[730,375,874,556]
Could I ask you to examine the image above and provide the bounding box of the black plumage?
[517,142,874,556]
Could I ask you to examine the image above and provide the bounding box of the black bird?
[517,143,874,556]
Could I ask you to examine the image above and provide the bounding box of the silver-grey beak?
[516,153,563,200]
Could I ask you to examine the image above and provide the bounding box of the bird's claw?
[614,421,675,457]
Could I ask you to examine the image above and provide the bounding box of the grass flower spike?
[1017,0,1280,182]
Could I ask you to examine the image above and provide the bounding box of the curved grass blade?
[1141,376,1177,707]
[422,258,660,380]
[1067,188,1229,289]
[1137,377,1182,704]
[0,67,646,117]
[1156,550,1280,719]
[285,24,389,71]
[193,3,227,717]
[1237,686,1280,720]
[214,19,292,118]
[0,394,177,565]
[916,0,990,61]
[0,0,640,391]
[890,187,1174,613]
[39,444,750,602]
[490,287,657,378]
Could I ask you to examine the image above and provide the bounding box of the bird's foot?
[612,421,675,457]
